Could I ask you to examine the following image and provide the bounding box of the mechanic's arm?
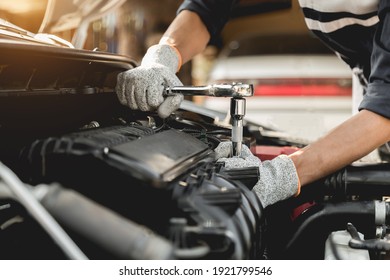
[290,110,390,186]
[298,0,390,184]
[293,1,390,185]
[159,10,210,64]
[216,110,390,208]
[217,1,390,208]
[116,0,239,118]
[290,2,390,197]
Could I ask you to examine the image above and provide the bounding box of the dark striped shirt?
[178,0,390,118]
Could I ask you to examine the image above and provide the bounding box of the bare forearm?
[159,10,210,64]
[290,109,390,186]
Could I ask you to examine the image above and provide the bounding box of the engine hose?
[323,163,390,198]
[285,201,388,252]
[347,223,390,252]
[0,162,87,260]
[34,184,174,260]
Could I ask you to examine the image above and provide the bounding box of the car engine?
[0,27,389,261]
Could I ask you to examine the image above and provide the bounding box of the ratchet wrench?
[164,83,253,157]
[164,83,253,98]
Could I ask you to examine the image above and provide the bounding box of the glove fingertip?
[147,84,165,108]
[214,141,232,159]
[157,94,183,118]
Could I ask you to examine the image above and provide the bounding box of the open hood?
[39,0,126,48]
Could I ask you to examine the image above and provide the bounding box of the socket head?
[231,83,253,98]
[230,97,246,116]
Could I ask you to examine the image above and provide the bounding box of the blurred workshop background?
[0,0,353,142]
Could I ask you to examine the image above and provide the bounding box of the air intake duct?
[323,162,390,198]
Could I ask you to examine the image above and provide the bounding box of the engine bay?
[0,36,389,260]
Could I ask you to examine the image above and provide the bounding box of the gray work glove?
[116,44,184,118]
[215,142,300,208]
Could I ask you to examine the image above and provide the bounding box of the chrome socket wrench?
[164,83,253,157]
[164,83,253,98]
[230,98,246,157]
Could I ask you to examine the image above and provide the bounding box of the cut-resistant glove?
[214,141,300,208]
[116,44,184,118]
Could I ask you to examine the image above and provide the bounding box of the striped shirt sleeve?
[299,0,390,119]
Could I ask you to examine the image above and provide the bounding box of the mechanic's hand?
[215,142,300,208]
[116,44,184,118]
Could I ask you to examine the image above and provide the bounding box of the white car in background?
[205,33,353,141]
